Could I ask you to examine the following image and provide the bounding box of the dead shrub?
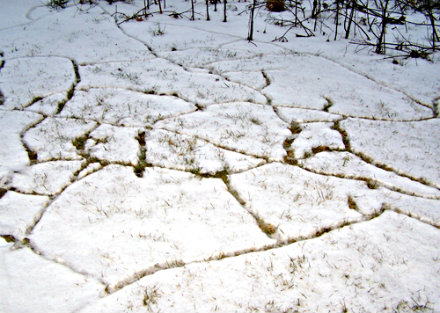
[266,0,285,12]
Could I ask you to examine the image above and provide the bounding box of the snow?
[0,57,74,109]
[276,106,342,122]
[155,102,290,160]
[1,0,440,312]
[0,191,49,240]
[26,92,69,116]
[0,238,103,313]
[342,118,440,188]
[229,163,366,240]
[211,54,432,119]
[86,124,140,165]
[0,110,42,174]
[121,20,235,51]
[290,122,344,158]
[23,117,97,161]
[0,0,39,29]
[60,88,195,126]
[0,5,149,63]
[78,211,440,313]
[78,59,267,105]
[30,165,274,290]
[300,151,440,198]
[8,160,83,195]
[146,128,264,174]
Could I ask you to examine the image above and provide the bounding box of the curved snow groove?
[353,150,440,190]
[19,114,46,165]
[311,53,435,115]
[279,117,440,203]
[108,14,275,109]
[328,119,440,191]
[28,165,276,292]
[24,161,107,236]
[139,30,438,239]
[297,162,440,201]
[1,4,439,312]
[106,218,365,293]
[0,56,76,110]
[0,3,41,31]
[274,103,435,122]
[341,118,440,190]
[107,202,392,294]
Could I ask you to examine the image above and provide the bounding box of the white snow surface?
[1,0,440,312]
[30,165,274,289]
[0,238,103,313]
[60,88,195,126]
[146,128,264,174]
[342,118,440,188]
[0,57,74,109]
[291,122,344,158]
[23,117,97,161]
[229,163,366,240]
[8,160,83,195]
[156,102,291,160]
[0,110,42,174]
[300,151,440,198]
[79,211,440,313]
[86,125,141,165]
[0,191,49,240]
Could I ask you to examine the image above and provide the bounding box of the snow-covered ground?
[1,0,440,312]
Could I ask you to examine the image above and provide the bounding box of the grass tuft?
[143,286,160,307]
[0,188,6,199]
[289,121,302,134]
[312,146,331,154]
[256,216,277,236]
[323,96,334,112]
[347,195,358,211]
[72,135,88,151]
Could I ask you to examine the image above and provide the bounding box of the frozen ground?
[1,0,440,312]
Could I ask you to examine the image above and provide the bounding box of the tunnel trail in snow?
[73,14,440,291]
[2,156,438,296]
[257,67,440,198]
[305,52,435,116]
[280,115,440,199]
[296,163,440,201]
[155,125,273,162]
[101,190,440,294]
[8,23,435,222]
[104,202,391,294]
[1,7,439,312]
[4,55,115,240]
[138,18,436,116]
[274,104,437,122]
[332,118,440,191]
[15,57,81,165]
[0,4,49,32]
[254,38,437,116]
[4,4,433,298]
[1,164,110,293]
[103,1,434,117]
[98,6,440,211]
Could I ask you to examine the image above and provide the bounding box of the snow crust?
[1,0,439,312]
[0,191,49,240]
[342,118,440,187]
[0,239,103,313]
[0,57,74,109]
[30,165,274,288]
[0,110,42,173]
[156,102,290,160]
[79,212,440,313]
